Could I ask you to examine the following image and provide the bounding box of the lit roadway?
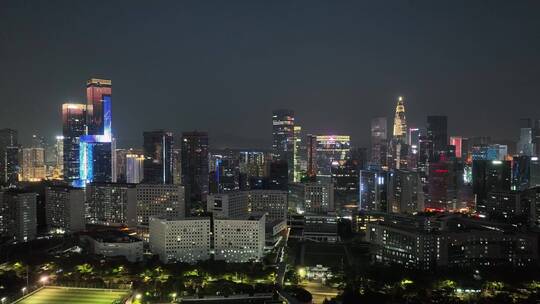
[301,281,339,304]
[276,227,291,287]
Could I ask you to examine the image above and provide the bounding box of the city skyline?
[2,1,540,148]
[3,2,540,303]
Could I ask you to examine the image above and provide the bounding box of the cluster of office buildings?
[4,77,540,271]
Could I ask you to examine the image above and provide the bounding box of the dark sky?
[1,0,539,149]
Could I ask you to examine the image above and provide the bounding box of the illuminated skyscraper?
[390,97,408,169]
[407,128,421,169]
[306,134,317,178]
[172,148,182,185]
[370,117,388,167]
[73,78,113,186]
[0,129,19,185]
[53,136,64,179]
[408,128,421,149]
[239,151,266,179]
[143,130,174,184]
[181,131,209,210]
[517,118,538,156]
[62,103,86,183]
[272,109,295,181]
[359,169,389,212]
[21,147,45,181]
[392,96,407,142]
[315,135,351,183]
[388,170,424,213]
[473,160,511,213]
[293,125,303,182]
[450,136,463,159]
[86,78,112,135]
[418,135,433,172]
[126,153,145,183]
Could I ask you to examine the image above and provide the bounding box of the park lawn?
[15,286,129,304]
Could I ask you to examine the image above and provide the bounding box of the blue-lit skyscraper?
[73,78,113,187]
[62,103,86,183]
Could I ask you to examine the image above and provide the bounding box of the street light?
[22,287,27,294]
[39,275,49,286]
[297,267,306,279]
[1,297,7,304]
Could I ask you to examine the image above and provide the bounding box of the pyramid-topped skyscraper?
[393,96,407,143]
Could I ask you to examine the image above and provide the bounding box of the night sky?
[1,0,539,149]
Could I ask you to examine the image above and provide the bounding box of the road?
[301,281,339,304]
[276,228,291,286]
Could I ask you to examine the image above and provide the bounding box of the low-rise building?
[81,230,143,262]
[207,192,249,219]
[289,182,334,214]
[137,184,185,227]
[207,190,287,222]
[214,214,266,263]
[149,217,211,264]
[303,214,339,243]
[265,218,287,248]
[248,190,287,221]
[366,213,538,270]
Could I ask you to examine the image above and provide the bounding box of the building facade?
[0,191,37,242]
[21,147,46,181]
[370,117,388,167]
[207,191,249,219]
[45,186,85,233]
[392,97,407,142]
[136,183,185,226]
[86,182,137,227]
[75,78,114,186]
[0,128,19,185]
[315,135,351,183]
[62,104,87,183]
[289,182,334,214]
[214,214,266,263]
[272,109,295,181]
[143,130,174,184]
[427,115,448,154]
[149,217,211,264]
[181,131,209,210]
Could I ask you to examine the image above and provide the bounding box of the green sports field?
[14,286,130,304]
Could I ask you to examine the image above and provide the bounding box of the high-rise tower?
[75,78,113,186]
[370,117,388,167]
[181,131,209,212]
[143,130,174,184]
[392,96,407,142]
[86,78,112,136]
[427,115,448,155]
[272,109,295,182]
[62,104,86,183]
[0,129,19,185]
